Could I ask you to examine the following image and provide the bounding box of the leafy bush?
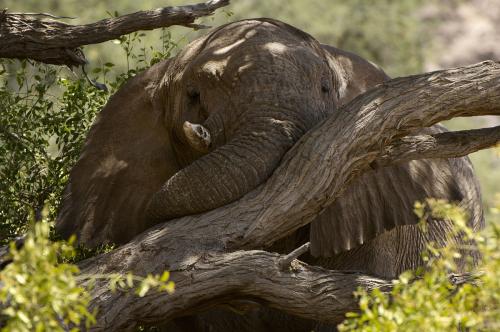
[0,27,176,245]
[0,219,95,331]
[0,62,107,244]
[0,215,175,331]
[339,198,500,332]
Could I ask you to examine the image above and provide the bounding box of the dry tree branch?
[88,249,393,330]
[75,61,500,331]
[373,125,500,167]
[278,242,311,270]
[6,12,76,20]
[0,0,230,66]
[237,61,500,248]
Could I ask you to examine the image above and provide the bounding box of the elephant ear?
[320,44,389,106]
[309,46,483,256]
[310,143,473,256]
[56,59,179,247]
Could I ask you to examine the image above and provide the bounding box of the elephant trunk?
[146,112,311,220]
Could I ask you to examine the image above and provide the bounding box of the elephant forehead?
[210,29,260,56]
[200,59,229,76]
[212,37,247,56]
[262,41,289,55]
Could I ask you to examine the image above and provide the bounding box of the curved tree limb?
[85,249,392,330]
[76,61,500,331]
[0,0,230,66]
[238,60,500,248]
[373,125,500,167]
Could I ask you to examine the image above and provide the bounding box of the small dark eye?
[187,86,200,100]
[321,81,330,93]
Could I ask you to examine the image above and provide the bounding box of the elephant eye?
[187,86,200,102]
[321,80,330,93]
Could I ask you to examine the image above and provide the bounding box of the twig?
[279,242,310,270]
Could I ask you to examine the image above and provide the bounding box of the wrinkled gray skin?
[56,19,484,331]
[57,19,337,245]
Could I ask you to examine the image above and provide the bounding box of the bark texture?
[84,250,393,330]
[374,125,500,167]
[0,0,230,66]
[75,61,500,331]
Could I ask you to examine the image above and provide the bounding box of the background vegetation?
[0,0,499,330]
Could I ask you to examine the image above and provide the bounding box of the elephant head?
[56,19,343,246]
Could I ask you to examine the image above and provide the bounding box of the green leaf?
[160,271,170,282]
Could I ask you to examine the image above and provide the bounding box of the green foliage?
[90,271,175,297]
[0,220,95,331]
[339,199,500,332]
[0,61,107,244]
[0,216,175,331]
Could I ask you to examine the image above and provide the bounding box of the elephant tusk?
[183,121,212,153]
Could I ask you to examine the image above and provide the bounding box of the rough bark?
[0,0,230,66]
[374,125,500,167]
[74,61,500,331]
[83,249,393,330]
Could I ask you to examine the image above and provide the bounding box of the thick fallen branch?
[0,0,230,66]
[77,61,500,331]
[106,251,478,328]
[84,249,393,330]
[374,125,500,167]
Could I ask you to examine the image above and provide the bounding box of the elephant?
[55,18,484,331]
